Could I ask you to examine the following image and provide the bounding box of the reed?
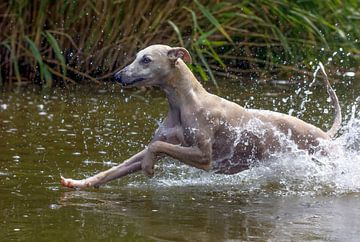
[0,0,359,87]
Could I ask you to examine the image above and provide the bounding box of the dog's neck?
[161,59,207,111]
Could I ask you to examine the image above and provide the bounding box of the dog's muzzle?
[113,70,146,87]
[113,71,123,84]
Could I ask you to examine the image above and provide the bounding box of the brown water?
[1,78,360,241]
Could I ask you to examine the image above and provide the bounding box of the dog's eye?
[142,56,152,64]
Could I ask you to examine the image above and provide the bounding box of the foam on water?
[127,97,360,197]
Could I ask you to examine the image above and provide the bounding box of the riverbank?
[1,1,360,87]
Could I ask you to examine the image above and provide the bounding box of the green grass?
[1,0,360,88]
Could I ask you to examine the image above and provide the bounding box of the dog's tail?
[318,62,342,138]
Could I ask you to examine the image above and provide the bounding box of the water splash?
[297,63,321,117]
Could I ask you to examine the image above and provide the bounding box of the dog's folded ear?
[167,47,192,64]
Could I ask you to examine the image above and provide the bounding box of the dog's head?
[114,45,192,87]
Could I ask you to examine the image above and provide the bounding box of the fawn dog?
[61,45,341,189]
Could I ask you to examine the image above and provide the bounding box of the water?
[0,76,360,241]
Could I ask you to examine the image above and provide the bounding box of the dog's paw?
[60,176,88,189]
[141,162,155,178]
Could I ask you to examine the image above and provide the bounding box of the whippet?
[61,44,341,189]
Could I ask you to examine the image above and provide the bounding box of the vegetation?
[1,0,360,88]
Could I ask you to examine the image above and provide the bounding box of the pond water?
[1,75,360,241]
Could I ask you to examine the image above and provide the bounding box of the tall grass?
[1,0,360,88]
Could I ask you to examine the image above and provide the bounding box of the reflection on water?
[0,79,360,241]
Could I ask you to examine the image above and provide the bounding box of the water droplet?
[344,72,355,77]
[1,104,8,110]
[49,204,61,210]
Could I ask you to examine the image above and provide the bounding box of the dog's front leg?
[142,140,212,177]
[141,125,185,176]
[61,149,147,189]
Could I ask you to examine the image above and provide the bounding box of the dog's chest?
[179,109,216,146]
[182,126,199,146]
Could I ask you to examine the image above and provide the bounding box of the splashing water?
[297,63,322,117]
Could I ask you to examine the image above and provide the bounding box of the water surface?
[1,77,360,241]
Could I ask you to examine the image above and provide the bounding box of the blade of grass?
[194,0,233,44]
[44,31,67,76]
[195,46,218,87]
[25,36,52,87]
[168,20,184,47]
[10,35,21,84]
[290,9,329,47]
